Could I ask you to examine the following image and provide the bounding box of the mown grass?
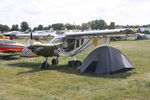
[0,39,150,100]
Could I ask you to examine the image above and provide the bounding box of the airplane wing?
[16,32,58,37]
[64,29,134,37]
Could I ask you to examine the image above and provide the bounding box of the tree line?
[0,19,150,32]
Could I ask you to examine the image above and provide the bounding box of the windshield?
[49,36,64,44]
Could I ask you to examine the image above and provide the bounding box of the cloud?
[0,0,150,28]
[22,9,41,15]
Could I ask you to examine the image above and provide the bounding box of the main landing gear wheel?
[68,60,82,67]
[75,60,82,67]
[40,57,49,69]
[41,61,50,69]
[52,58,59,65]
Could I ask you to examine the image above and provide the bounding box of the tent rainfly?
[80,46,134,74]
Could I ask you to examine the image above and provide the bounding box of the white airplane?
[1,31,56,40]
[3,31,23,36]
[16,28,57,38]
[27,29,135,68]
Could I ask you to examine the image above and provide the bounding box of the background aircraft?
[0,30,59,58]
[0,39,25,53]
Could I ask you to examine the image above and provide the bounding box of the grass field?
[0,39,150,100]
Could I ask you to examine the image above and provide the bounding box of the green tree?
[0,24,10,32]
[3,25,10,32]
[44,27,49,30]
[20,21,29,32]
[116,25,122,28]
[52,23,64,30]
[37,24,43,30]
[81,23,90,30]
[11,24,19,31]
[48,25,52,30]
[64,23,74,30]
[33,27,38,31]
[88,19,107,30]
[74,25,81,29]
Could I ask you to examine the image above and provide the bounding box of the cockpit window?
[76,39,79,48]
[81,38,84,45]
[63,39,76,52]
[63,38,85,52]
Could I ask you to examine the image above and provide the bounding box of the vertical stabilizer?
[109,22,115,29]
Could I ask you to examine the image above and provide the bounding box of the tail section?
[109,22,115,29]
[20,39,38,57]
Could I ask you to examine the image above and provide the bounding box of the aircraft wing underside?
[64,29,134,37]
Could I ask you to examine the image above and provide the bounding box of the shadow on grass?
[0,55,20,60]
[8,62,41,69]
[8,62,133,79]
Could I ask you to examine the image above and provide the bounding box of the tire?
[75,60,82,67]
[68,60,82,67]
[68,61,75,67]
[52,58,58,65]
[41,61,49,69]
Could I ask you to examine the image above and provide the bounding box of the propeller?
[30,29,33,40]
[29,22,33,40]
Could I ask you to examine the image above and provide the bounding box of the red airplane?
[0,39,25,53]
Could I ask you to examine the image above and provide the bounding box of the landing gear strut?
[41,57,49,69]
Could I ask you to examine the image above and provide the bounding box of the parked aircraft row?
[0,30,56,39]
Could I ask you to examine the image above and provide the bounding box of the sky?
[0,0,150,28]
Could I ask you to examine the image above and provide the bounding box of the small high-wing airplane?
[27,29,135,68]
